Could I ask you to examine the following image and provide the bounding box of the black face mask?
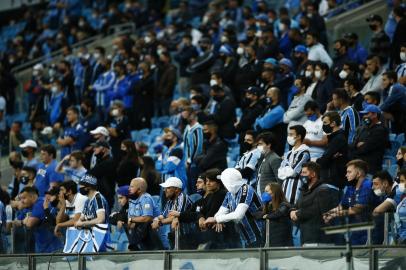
[21,149,29,158]
[128,193,139,200]
[80,107,88,116]
[369,24,378,31]
[51,200,59,207]
[213,95,224,102]
[163,139,173,147]
[363,117,372,126]
[79,187,89,196]
[119,149,127,157]
[9,160,23,169]
[20,176,29,185]
[347,178,358,186]
[242,142,253,152]
[322,124,333,134]
[95,152,105,160]
[397,158,404,168]
[203,132,211,140]
[300,175,309,191]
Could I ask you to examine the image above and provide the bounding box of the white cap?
[33,63,44,70]
[160,177,183,189]
[90,126,109,136]
[41,126,53,135]
[19,139,38,149]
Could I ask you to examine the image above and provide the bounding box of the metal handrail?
[10,22,136,73]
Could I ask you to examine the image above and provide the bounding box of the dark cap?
[366,14,383,23]
[91,141,111,149]
[344,32,358,40]
[45,186,60,196]
[245,86,261,96]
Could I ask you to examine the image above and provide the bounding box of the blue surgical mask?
[308,114,318,121]
[362,101,371,110]
[261,192,272,203]
[191,104,201,111]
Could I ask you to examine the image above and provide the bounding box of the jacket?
[196,137,228,171]
[257,151,282,194]
[264,201,292,246]
[210,96,236,139]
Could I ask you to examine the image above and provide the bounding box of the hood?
[221,168,244,195]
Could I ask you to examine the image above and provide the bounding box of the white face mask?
[373,188,384,197]
[210,79,218,87]
[220,36,228,43]
[314,70,322,79]
[305,70,312,78]
[93,53,100,60]
[237,47,244,55]
[287,136,296,146]
[144,36,152,44]
[278,23,286,32]
[157,48,163,56]
[255,31,262,38]
[112,109,119,117]
[400,52,406,62]
[51,86,58,93]
[33,70,39,76]
[399,183,406,193]
[257,145,265,153]
[339,70,348,79]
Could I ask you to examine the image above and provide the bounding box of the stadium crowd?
[0,0,406,254]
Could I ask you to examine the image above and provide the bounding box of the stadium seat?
[384,134,401,166]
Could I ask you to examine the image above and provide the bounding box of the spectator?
[306,31,332,67]
[127,178,162,250]
[390,7,406,67]
[372,171,402,216]
[331,39,350,86]
[255,131,282,194]
[9,121,24,152]
[235,130,262,187]
[363,91,381,108]
[262,183,292,246]
[283,76,312,127]
[88,126,110,169]
[350,105,390,174]
[48,79,69,128]
[324,160,376,245]
[57,106,85,158]
[35,144,64,197]
[290,162,339,244]
[205,168,264,248]
[109,185,129,236]
[344,75,364,112]
[195,121,228,172]
[133,61,154,129]
[155,52,177,116]
[303,101,327,161]
[344,32,368,66]
[330,88,360,145]
[19,139,40,169]
[395,43,406,84]
[380,71,406,135]
[156,128,187,192]
[80,98,100,139]
[55,151,87,183]
[317,112,348,189]
[312,62,334,113]
[292,45,309,76]
[9,166,36,202]
[396,147,406,173]
[361,55,385,95]
[107,100,130,159]
[306,3,328,47]
[88,141,118,209]
[395,169,406,244]
[54,180,88,237]
[0,90,6,143]
[90,46,106,84]
[254,87,286,156]
[367,14,391,64]
[278,125,311,205]
[182,106,204,193]
[17,186,63,252]
[140,156,161,196]
[91,59,116,119]
[174,34,198,97]
[116,139,141,187]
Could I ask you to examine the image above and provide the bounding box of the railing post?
[174,225,180,251]
[264,219,270,248]
[383,213,389,245]
[164,251,171,270]
[78,255,86,270]
[366,227,371,246]
[28,255,36,270]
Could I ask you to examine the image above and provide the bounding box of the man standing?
[290,162,339,244]
[367,14,391,64]
[19,139,39,169]
[57,106,85,159]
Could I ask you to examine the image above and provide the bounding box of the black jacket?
[210,96,236,139]
[350,123,390,174]
[264,201,292,247]
[196,137,228,171]
[295,181,339,244]
[235,102,264,134]
[317,129,348,189]
[312,76,334,113]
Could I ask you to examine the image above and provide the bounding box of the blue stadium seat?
[396,133,405,146]
[130,130,139,141]
[149,128,163,144]
[383,134,400,166]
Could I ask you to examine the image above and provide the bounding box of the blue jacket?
[255,104,285,130]
[380,83,406,112]
[93,70,116,107]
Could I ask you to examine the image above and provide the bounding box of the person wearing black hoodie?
[317,112,348,190]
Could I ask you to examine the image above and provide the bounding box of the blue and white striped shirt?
[92,70,116,107]
[340,106,360,145]
[183,123,203,164]
[235,148,261,186]
[81,192,109,224]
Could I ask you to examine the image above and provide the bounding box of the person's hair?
[81,98,95,112]
[203,120,218,131]
[191,94,205,105]
[95,46,105,55]
[121,139,139,164]
[364,91,381,104]
[382,70,398,82]
[399,169,406,179]
[20,186,39,196]
[60,180,78,194]
[366,54,380,65]
[307,30,319,41]
[333,88,350,103]
[343,61,358,73]
[264,183,288,214]
[140,156,160,189]
[400,146,406,156]
[304,100,319,111]
[21,166,37,177]
[323,111,342,126]
[345,75,360,91]
[334,38,348,49]
[346,159,369,175]
[245,130,255,139]
[289,125,306,142]
[40,144,56,159]
[211,71,223,80]
[373,170,393,185]
[296,76,311,89]
[316,61,329,73]
[256,131,276,146]
[67,106,79,115]
[70,151,85,164]
[393,6,405,18]
[302,161,321,179]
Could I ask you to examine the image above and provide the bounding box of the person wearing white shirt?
[306,31,333,68]
[303,101,327,161]
[361,55,384,95]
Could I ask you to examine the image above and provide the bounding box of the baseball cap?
[19,139,38,149]
[366,14,383,23]
[33,63,44,70]
[117,185,130,197]
[91,140,111,149]
[41,126,53,135]
[343,32,357,40]
[160,177,183,189]
[264,58,278,66]
[90,126,109,137]
[245,86,261,96]
[279,58,293,69]
[360,104,381,114]
[294,45,308,54]
[79,174,98,186]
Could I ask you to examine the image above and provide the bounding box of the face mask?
[163,138,173,147]
[51,86,58,93]
[339,70,348,79]
[203,132,211,140]
[112,109,119,117]
[308,114,318,122]
[79,20,85,27]
[80,107,88,116]
[397,158,404,168]
[220,36,228,43]
[196,188,205,196]
[322,124,333,134]
[257,145,265,153]
[261,192,272,203]
[9,160,23,169]
[20,176,29,185]
[307,13,313,18]
[363,117,371,126]
[362,101,371,110]
[128,193,139,200]
[287,136,296,146]
[21,149,29,157]
[300,175,309,185]
[400,52,406,62]
[399,183,406,193]
[242,142,253,152]
[95,152,105,160]
[237,47,244,55]
[314,70,322,79]
[48,69,56,77]
[305,70,312,78]
[144,36,152,44]
[278,23,286,32]
[79,187,89,196]
[369,24,377,31]
[213,95,223,102]
[373,188,384,197]
[51,200,59,207]
[210,79,217,87]
[191,104,200,111]
[93,53,100,60]
[265,97,272,105]
[347,177,358,186]
[33,70,39,76]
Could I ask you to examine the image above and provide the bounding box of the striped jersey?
[221,184,264,245]
[162,193,194,235]
[81,192,109,224]
[183,122,204,164]
[235,148,261,186]
[340,105,360,145]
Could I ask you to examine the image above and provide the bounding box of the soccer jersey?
[128,193,160,218]
[81,192,109,224]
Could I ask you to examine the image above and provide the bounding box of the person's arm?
[55,155,70,173]
[264,203,290,220]
[57,136,74,146]
[373,200,395,215]
[215,185,252,223]
[283,96,310,123]
[355,127,387,155]
[304,135,328,147]
[256,106,284,130]
[198,141,227,171]
[316,136,346,166]
[77,211,105,227]
[23,216,40,228]
[380,87,403,111]
[129,215,153,223]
